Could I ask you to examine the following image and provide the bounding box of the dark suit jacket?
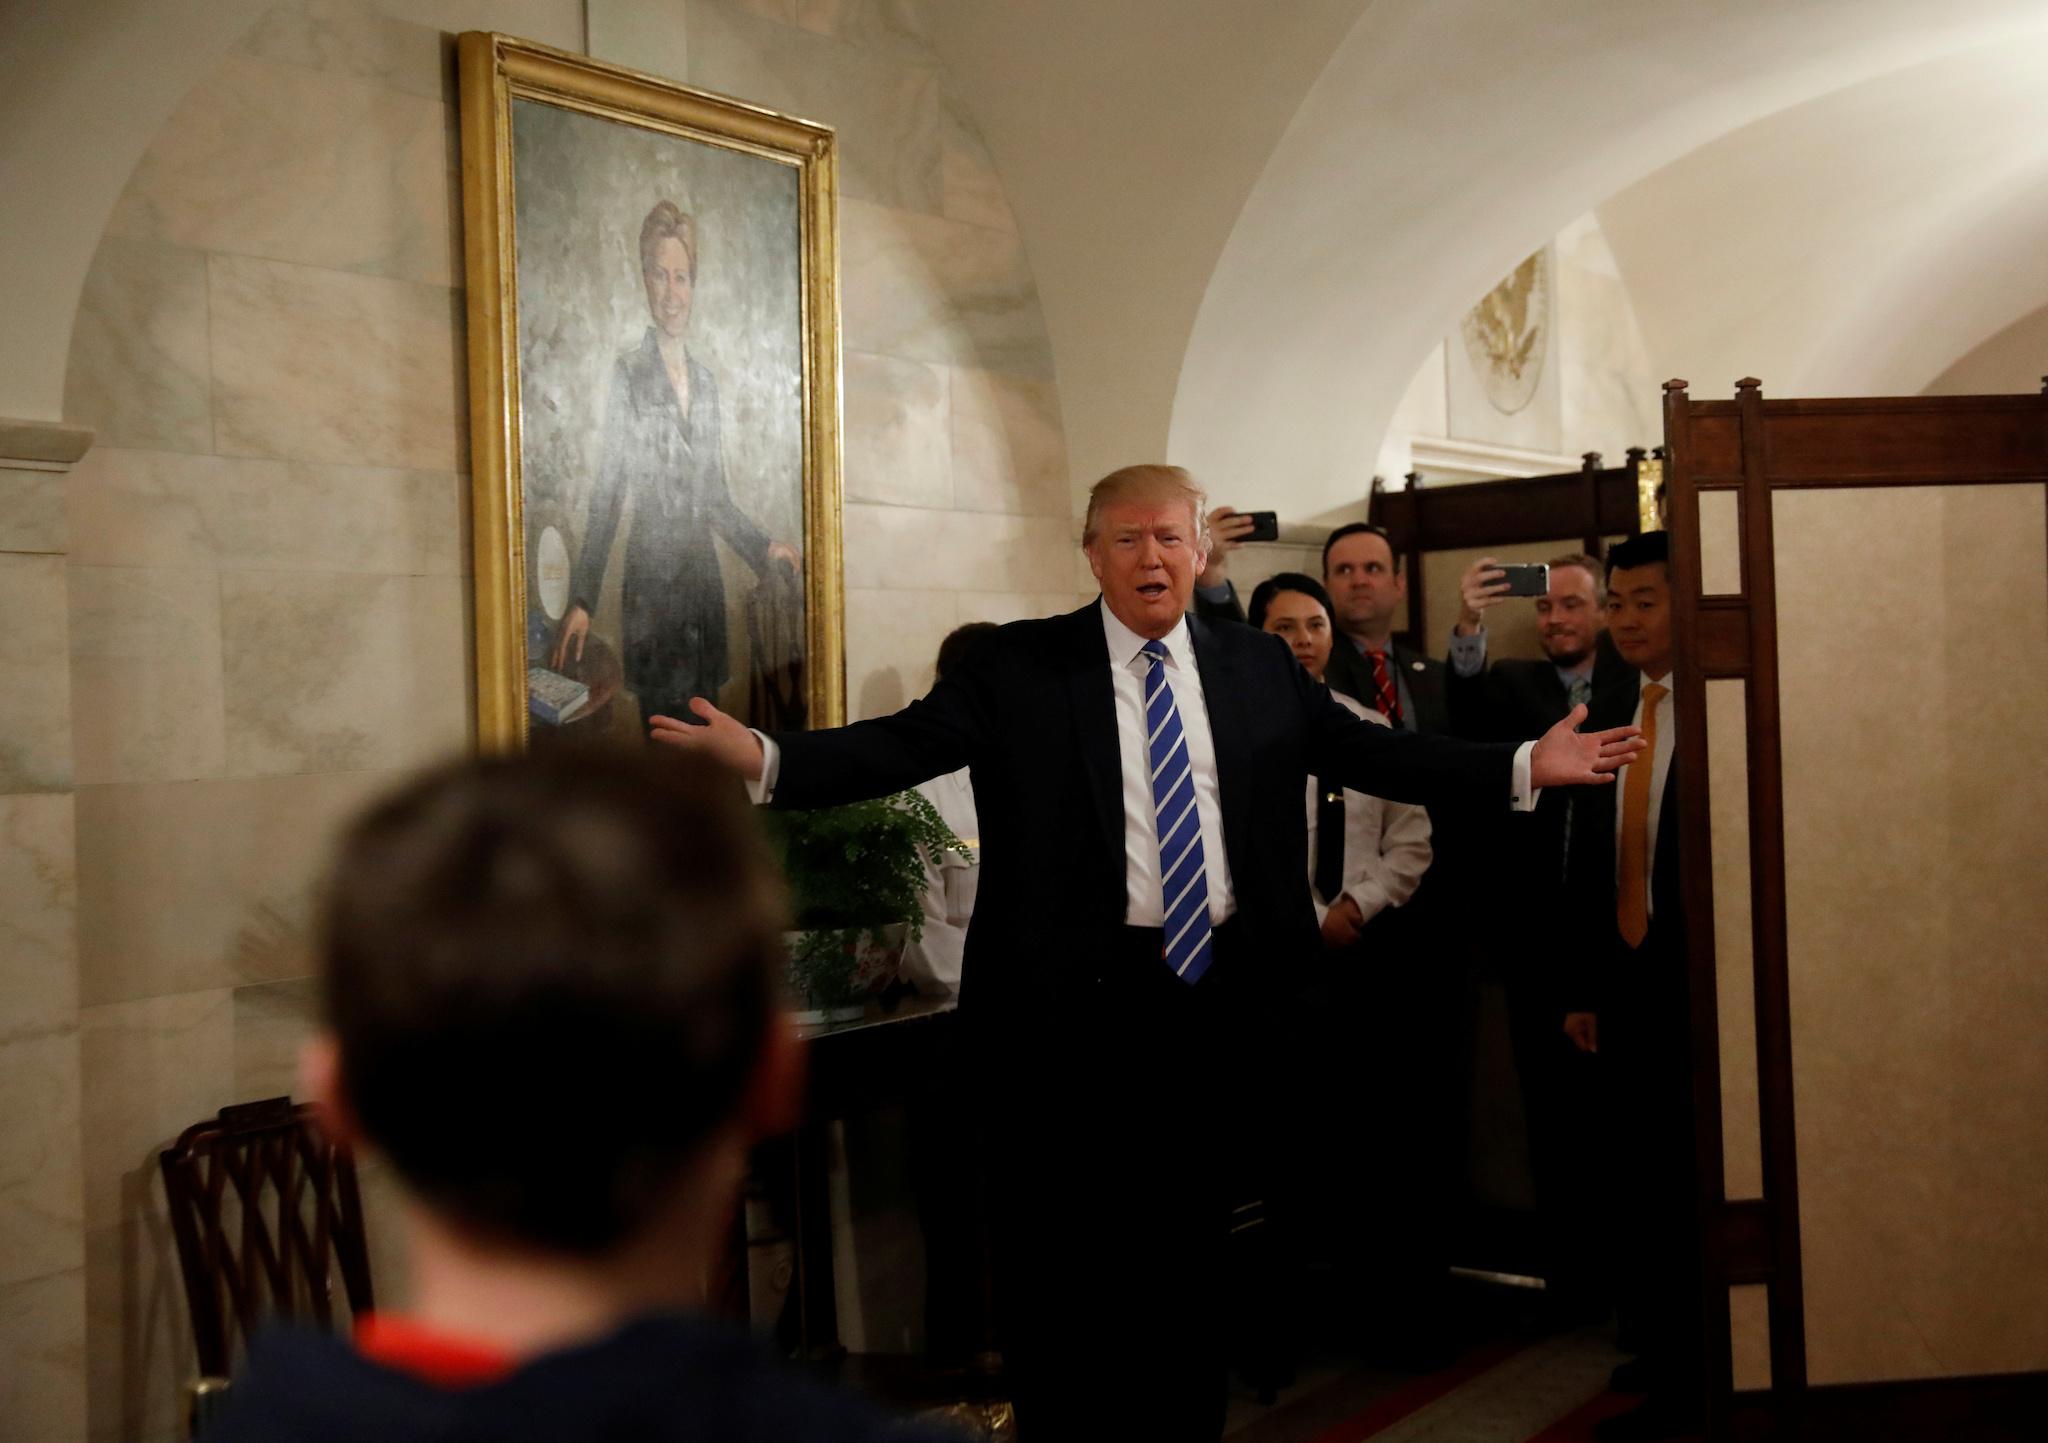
[1191,582,1246,625]
[1445,632,1636,745]
[1326,636,1448,735]
[572,330,770,703]
[1446,634,1639,902]
[768,603,1516,1023]
[207,1315,958,1443]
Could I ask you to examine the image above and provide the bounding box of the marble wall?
[0,433,87,1438]
[54,0,1073,1432]
[667,0,1081,720]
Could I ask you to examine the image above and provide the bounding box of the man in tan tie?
[1558,530,1700,1442]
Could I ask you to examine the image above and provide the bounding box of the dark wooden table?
[784,993,960,1360]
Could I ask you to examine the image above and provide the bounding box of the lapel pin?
[1410,660,1425,671]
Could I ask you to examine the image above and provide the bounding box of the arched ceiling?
[1599,30,2048,404]
[1924,304,2048,396]
[9,0,2045,485]
[932,0,2048,519]
[919,0,1374,510]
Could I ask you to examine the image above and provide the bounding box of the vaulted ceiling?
[7,0,2045,519]
[927,0,2048,516]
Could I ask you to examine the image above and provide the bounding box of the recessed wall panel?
[1698,488,1742,595]
[1730,1283,1772,1392]
[1706,678,1762,1200]
[1773,485,2048,1384]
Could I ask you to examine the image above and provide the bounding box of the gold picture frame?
[457,32,844,751]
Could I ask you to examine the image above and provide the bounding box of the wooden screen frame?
[1662,376,2048,1440]
[1368,448,1654,646]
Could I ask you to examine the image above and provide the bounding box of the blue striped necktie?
[1141,639,1213,984]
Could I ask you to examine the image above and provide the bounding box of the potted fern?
[764,791,969,1024]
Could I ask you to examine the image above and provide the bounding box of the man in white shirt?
[650,465,1644,1442]
[1557,531,1701,1443]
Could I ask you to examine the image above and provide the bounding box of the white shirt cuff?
[745,730,780,804]
[1510,740,1540,812]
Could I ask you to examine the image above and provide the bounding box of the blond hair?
[1545,551,1604,585]
[1081,464,1209,549]
[639,199,697,280]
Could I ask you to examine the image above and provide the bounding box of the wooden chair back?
[158,1096,375,1380]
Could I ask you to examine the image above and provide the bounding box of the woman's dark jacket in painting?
[570,327,771,720]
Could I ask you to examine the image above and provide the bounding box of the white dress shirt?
[902,767,979,995]
[1613,670,1676,918]
[1306,692,1434,925]
[1100,601,1237,926]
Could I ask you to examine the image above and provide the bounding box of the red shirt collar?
[355,1312,517,1389]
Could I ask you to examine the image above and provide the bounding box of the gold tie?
[1617,682,1669,948]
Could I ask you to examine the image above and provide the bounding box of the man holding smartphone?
[1444,552,1641,1326]
[1447,551,1630,722]
[1189,505,1269,621]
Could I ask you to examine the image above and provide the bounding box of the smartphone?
[1242,510,1279,543]
[1498,562,1549,597]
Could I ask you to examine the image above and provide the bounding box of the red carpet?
[1301,1338,1533,1443]
[1521,1388,1640,1442]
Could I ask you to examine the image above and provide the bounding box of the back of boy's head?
[319,747,786,1255]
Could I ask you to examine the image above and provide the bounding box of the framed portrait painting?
[457,32,843,750]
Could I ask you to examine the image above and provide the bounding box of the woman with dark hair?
[1249,573,1432,949]
[554,199,800,730]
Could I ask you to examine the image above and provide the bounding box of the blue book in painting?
[527,666,590,726]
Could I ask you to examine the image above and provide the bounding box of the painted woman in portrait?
[552,199,799,727]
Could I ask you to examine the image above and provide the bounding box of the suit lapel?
[1061,604,1124,868]
[1393,641,1440,733]
[1325,636,1372,707]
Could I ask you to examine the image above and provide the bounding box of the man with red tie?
[653,467,1643,1441]
[1321,522,1446,732]
[1560,530,1702,1442]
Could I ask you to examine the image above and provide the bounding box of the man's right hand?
[1455,556,1512,636]
[1563,1011,1598,1053]
[551,604,591,670]
[1205,506,1258,584]
[649,698,766,781]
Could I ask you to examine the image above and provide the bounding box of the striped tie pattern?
[1368,649,1403,725]
[1141,639,1213,984]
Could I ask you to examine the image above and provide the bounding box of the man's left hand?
[1529,704,1645,788]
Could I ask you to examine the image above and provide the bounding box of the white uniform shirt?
[1306,692,1434,925]
[902,767,979,995]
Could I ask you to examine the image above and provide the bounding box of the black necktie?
[1313,775,1345,904]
